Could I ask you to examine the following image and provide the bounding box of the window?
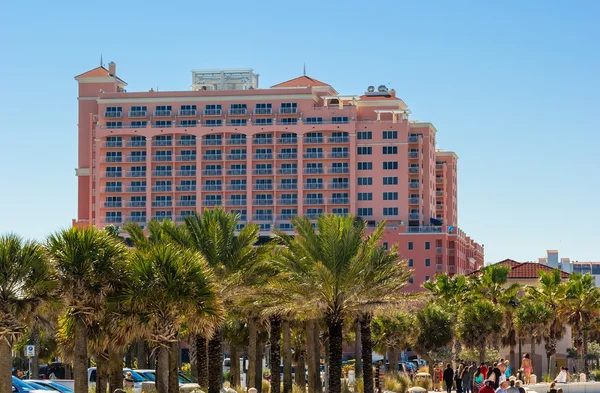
[254,118,273,125]
[383,242,388,250]
[106,121,122,129]
[105,106,122,116]
[408,242,414,250]
[383,176,398,185]
[425,242,430,250]
[332,116,349,124]
[280,118,298,125]
[409,278,414,284]
[305,117,323,124]
[180,119,197,127]
[357,207,373,216]
[425,258,431,267]
[357,131,372,140]
[383,161,398,170]
[358,162,372,170]
[383,146,398,154]
[383,207,398,216]
[332,208,349,215]
[280,102,298,114]
[358,177,372,186]
[383,130,398,139]
[204,119,222,126]
[408,258,414,267]
[131,121,147,128]
[357,192,372,201]
[357,147,372,155]
[383,192,398,200]
[154,120,172,128]
[425,276,430,282]
[204,104,222,115]
[255,103,272,114]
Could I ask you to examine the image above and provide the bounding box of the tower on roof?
[191,69,259,91]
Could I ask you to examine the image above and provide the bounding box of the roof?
[470,259,570,279]
[75,66,127,85]
[271,75,330,88]
[359,94,401,101]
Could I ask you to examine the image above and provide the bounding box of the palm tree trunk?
[189,335,198,379]
[545,335,557,377]
[305,320,317,393]
[354,320,361,379]
[256,335,267,393]
[360,313,373,393]
[109,348,123,393]
[74,317,89,393]
[208,329,224,393]
[583,329,589,373]
[135,339,148,369]
[282,320,292,393]
[530,332,537,379]
[197,335,208,389]
[270,315,282,393]
[388,347,399,375]
[96,354,108,393]
[509,346,516,377]
[248,318,258,389]
[296,348,306,391]
[313,321,321,393]
[576,329,583,374]
[0,339,12,393]
[31,326,40,379]
[230,344,239,387]
[156,346,169,393]
[169,341,180,393]
[326,315,343,393]
[479,341,486,364]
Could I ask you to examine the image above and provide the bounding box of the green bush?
[395,374,411,393]
[354,377,364,393]
[414,379,432,391]
[590,369,600,380]
[262,379,270,393]
[223,370,231,382]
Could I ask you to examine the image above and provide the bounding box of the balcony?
[126,186,147,192]
[329,136,350,143]
[436,164,444,170]
[152,140,173,147]
[227,169,246,176]
[253,153,273,160]
[305,212,322,219]
[436,264,443,271]
[104,201,122,208]
[126,155,147,162]
[278,199,298,205]
[253,138,273,145]
[253,199,273,206]
[203,109,222,116]
[103,171,123,178]
[177,139,197,146]
[152,155,172,162]
[279,168,298,175]
[202,154,223,161]
[177,200,197,207]
[152,186,172,192]
[448,249,456,256]
[304,137,324,144]
[329,152,349,159]
[152,215,173,222]
[277,183,298,190]
[176,155,196,162]
[227,154,247,160]
[176,185,196,192]
[408,183,420,189]
[254,108,273,115]
[202,122,222,127]
[126,171,146,177]
[408,135,419,143]
[408,167,419,174]
[329,167,349,174]
[436,205,444,210]
[278,137,298,144]
[103,156,123,163]
[278,153,297,159]
[226,184,246,191]
[253,184,273,191]
[436,191,444,197]
[329,198,349,204]
[226,199,247,206]
[436,178,444,183]
[279,107,298,114]
[178,109,197,117]
[126,201,146,208]
[104,111,122,118]
[126,140,147,147]
[104,141,122,148]
[153,170,172,177]
[152,200,173,207]
[253,214,273,221]
[102,217,123,224]
[229,108,248,115]
[303,152,324,159]
[408,197,419,204]
[128,110,147,117]
[176,170,196,177]
[436,247,443,254]
[202,184,222,191]
[304,198,324,205]
[329,183,349,189]
[408,213,420,220]
[406,226,443,233]
[153,110,172,117]
[226,138,246,145]
[253,168,273,175]
[408,152,419,159]
[278,214,296,220]
[127,216,147,223]
[202,169,222,176]
[203,199,222,206]
[304,167,324,174]
[304,183,323,190]
[104,186,122,193]
[202,139,222,146]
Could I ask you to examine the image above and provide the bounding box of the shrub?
[590,369,600,381]
[262,379,270,393]
[342,379,351,393]
[414,379,432,391]
[395,373,411,393]
[354,377,364,393]
[231,386,246,393]
[223,370,231,382]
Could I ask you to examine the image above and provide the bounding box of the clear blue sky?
[1,0,598,264]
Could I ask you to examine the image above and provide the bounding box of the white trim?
[410,122,438,134]
[75,76,128,87]
[357,100,407,109]
[75,168,90,176]
[78,97,98,101]
[97,93,319,104]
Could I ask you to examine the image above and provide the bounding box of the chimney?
[390,89,396,97]
[108,62,116,76]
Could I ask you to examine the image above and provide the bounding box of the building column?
[145,137,153,221]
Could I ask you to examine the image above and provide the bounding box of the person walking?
[455,363,464,393]
[514,381,525,393]
[123,372,135,388]
[462,364,473,393]
[474,368,484,392]
[443,364,455,393]
[478,380,495,393]
[520,354,532,385]
[506,380,519,393]
[495,381,509,393]
[433,364,441,392]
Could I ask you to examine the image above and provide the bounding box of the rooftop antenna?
[303,63,306,76]
[100,54,103,67]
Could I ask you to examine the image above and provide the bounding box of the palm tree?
[412,304,453,375]
[119,243,222,393]
[0,234,57,393]
[562,273,600,373]
[457,300,503,363]
[371,313,412,374]
[514,299,553,379]
[222,314,248,387]
[269,215,411,393]
[47,227,128,393]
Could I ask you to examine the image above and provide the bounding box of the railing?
[153,110,172,117]
[278,199,298,205]
[436,264,443,271]
[203,109,222,116]
[203,199,223,206]
[126,171,146,177]
[152,123,173,128]
[408,197,419,204]
[436,205,444,210]
[229,122,248,127]
[104,187,123,193]
[152,155,172,162]
[278,138,298,144]
[128,110,147,117]
[177,139,197,146]
[304,137,324,144]
[103,156,123,163]
[253,184,273,191]
[278,121,298,125]
[278,214,296,220]
[227,154,247,160]
[102,217,123,223]
[303,152,324,159]
[436,191,444,197]
[253,153,273,160]
[408,183,419,189]
[329,152,349,158]
[331,120,350,124]
[126,140,147,147]
[278,153,297,159]
[153,170,172,177]
[202,185,222,191]
[126,156,147,162]
[126,201,146,208]
[152,201,173,207]
[279,107,298,114]
[176,170,196,176]
[203,139,222,146]
[152,186,172,192]
[229,108,248,115]
[278,183,298,190]
[279,168,297,174]
[105,124,123,129]
[152,215,173,222]
[203,169,222,176]
[152,140,173,147]
[329,198,349,204]
[304,168,324,174]
[226,199,247,206]
[126,186,147,192]
[408,135,419,142]
[305,212,322,219]
[436,247,443,254]
[253,199,273,206]
[176,185,196,192]
[202,122,222,127]
[329,136,350,143]
[226,138,246,145]
[202,154,223,161]
[104,201,122,208]
[304,183,323,189]
[408,152,419,158]
[253,214,273,221]
[226,184,246,191]
[177,200,197,207]
[104,111,122,118]
[304,198,324,205]
[329,183,349,189]
[104,141,122,148]
[408,213,420,220]
[104,171,122,178]
[178,109,197,116]
[408,167,419,174]
[254,108,272,115]
[127,216,147,223]
[176,123,197,129]
[436,178,444,183]
[253,138,273,145]
[329,167,349,174]
[176,155,196,161]
[406,226,443,233]
[227,169,246,176]
[253,168,273,175]
[436,164,444,170]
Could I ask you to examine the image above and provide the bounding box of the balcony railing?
[278,153,297,159]
[153,170,172,177]
[436,247,443,254]
[152,186,172,192]
[104,186,123,193]
[102,217,123,223]
[408,197,419,204]
[176,185,196,192]
[126,171,146,177]
[436,178,444,183]
[303,152,324,159]
[202,122,222,127]
[329,183,349,189]
[203,199,223,206]
[408,213,420,220]
[126,201,146,208]
[279,107,298,114]
[279,168,298,175]
[226,138,246,145]
[226,199,247,206]
[253,168,273,175]
[408,135,419,143]
[329,136,350,143]
[104,201,122,208]
[202,154,223,161]
[203,109,222,116]
[202,184,222,191]
[278,138,298,144]
[278,214,297,220]
[304,198,324,205]
[227,169,246,176]
[329,152,349,158]
[176,155,196,162]
[104,171,123,178]
[253,214,273,221]
[329,167,349,174]
[436,205,444,210]
[177,139,197,146]
[153,110,172,117]
[253,153,273,160]
[408,152,419,158]
[153,215,173,222]
[228,108,247,115]
[329,198,349,204]
[126,155,147,162]
[305,212,322,219]
[304,183,323,190]
[103,156,123,163]
[278,199,298,205]
[152,140,173,147]
[254,108,272,115]
[152,155,172,162]
[104,141,122,148]
[408,183,420,189]
[104,111,122,118]
[152,201,173,207]
[278,183,298,190]
[176,170,196,177]
[406,226,443,233]
[177,200,197,207]
[436,264,443,271]
[253,138,273,145]
[304,137,324,144]
[253,199,273,206]
[436,191,444,197]
[178,109,197,116]
[226,184,246,191]
[203,169,222,176]
[436,164,444,170]
[128,110,147,117]
[126,186,146,192]
[126,140,147,147]
[304,167,324,174]
[127,216,147,223]
[203,139,222,146]
[227,154,247,160]
[253,184,273,191]
[409,167,419,174]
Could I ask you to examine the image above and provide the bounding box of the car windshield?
[45,382,74,393]
[26,383,51,391]
[139,372,155,381]
[12,378,35,391]
[178,372,197,383]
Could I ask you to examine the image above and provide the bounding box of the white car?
[28,380,74,393]
[87,367,145,393]
[134,369,202,393]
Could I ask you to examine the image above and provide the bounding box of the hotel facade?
[74,63,483,290]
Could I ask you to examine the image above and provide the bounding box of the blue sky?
[1,0,598,264]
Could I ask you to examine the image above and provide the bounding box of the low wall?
[525,382,600,393]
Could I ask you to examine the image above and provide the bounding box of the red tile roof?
[470,259,570,279]
[271,75,330,88]
[75,66,111,78]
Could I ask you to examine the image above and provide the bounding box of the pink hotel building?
[74,63,484,290]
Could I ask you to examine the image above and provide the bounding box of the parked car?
[28,380,74,393]
[12,377,47,393]
[134,369,202,393]
[43,381,73,391]
[88,368,145,393]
